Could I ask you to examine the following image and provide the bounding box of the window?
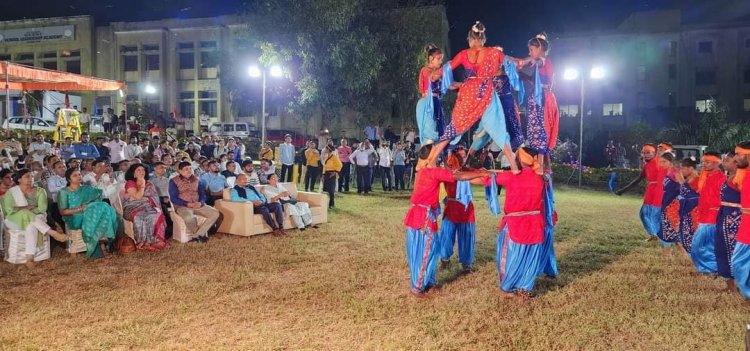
[200,101,217,117]
[668,93,676,108]
[123,55,138,72]
[668,64,676,79]
[178,42,194,50]
[180,102,195,118]
[637,66,646,81]
[199,91,217,99]
[64,60,80,74]
[145,54,159,70]
[236,124,247,132]
[744,98,750,111]
[65,50,80,57]
[698,41,713,53]
[199,41,217,49]
[223,124,235,132]
[42,52,57,59]
[143,44,159,51]
[668,41,677,57]
[15,53,33,61]
[180,92,194,100]
[200,51,218,68]
[695,69,716,85]
[198,90,217,117]
[120,46,138,53]
[602,103,623,117]
[179,52,194,69]
[42,61,57,70]
[695,98,716,113]
[559,104,579,118]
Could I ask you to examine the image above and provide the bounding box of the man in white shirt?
[199,110,210,132]
[83,159,118,199]
[28,133,51,165]
[79,107,91,133]
[107,132,127,164]
[377,142,393,191]
[124,136,143,160]
[279,134,295,182]
[349,140,375,194]
[103,108,114,134]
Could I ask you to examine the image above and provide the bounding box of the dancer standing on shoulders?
[416,45,457,145]
[403,144,486,298]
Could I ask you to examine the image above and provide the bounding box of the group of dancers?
[404,22,560,299]
[616,142,750,300]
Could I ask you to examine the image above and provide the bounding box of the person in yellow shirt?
[322,144,343,209]
[259,142,274,161]
[304,141,321,191]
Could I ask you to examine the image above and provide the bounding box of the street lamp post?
[564,66,605,187]
[249,65,282,146]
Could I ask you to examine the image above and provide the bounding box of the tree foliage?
[657,101,750,151]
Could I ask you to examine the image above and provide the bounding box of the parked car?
[252,129,307,147]
[209,122,251,139]
[2,117,57,132]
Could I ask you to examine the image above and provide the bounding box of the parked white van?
[209,122,252,139]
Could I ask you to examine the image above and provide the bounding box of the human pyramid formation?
[404,22,559,300]
[615,142,750,300]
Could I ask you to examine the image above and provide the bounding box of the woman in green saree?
[58,168,118,259]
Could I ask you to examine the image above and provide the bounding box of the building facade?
[553,9,750,138]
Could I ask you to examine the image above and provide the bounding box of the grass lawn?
[0,187,748,350]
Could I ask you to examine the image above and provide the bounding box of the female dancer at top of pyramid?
[425,21,514,170]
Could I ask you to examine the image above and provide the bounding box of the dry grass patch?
[0,187,748,350]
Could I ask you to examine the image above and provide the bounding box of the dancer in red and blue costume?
[657,152,681,254]
[689,152,725,273]
[731,142,750,299]
[516,33,559,169]
[615,144,663,241]
[439,149,477,272]
[487,147,546,300]
[676,158,700,253]
[403,144,486,298]
[416,45,456,145]
[715,151,741,292]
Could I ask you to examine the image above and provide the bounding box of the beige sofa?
[214,182,328,236]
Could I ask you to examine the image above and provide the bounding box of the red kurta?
[403,167,454,231]
[442,181,475,224]
[449,47,504,136]
[643,158,664,206]
[418,67,432,95]
[736,174,750,244]
[493,168,544,245]
[697,170,726,224]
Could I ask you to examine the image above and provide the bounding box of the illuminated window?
[602,103,623,117]
[559,105,579,118]
[695,98,716,113]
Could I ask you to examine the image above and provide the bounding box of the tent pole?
[5,61,9,138]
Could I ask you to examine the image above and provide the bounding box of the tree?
[658,100,750,151]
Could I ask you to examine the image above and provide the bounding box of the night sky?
[0,0,748,56]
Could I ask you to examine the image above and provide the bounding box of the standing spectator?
[350,140,375,194]
[107,132,126,163]
[200,136,215,159]
[199,160,228,206]
[279,134,295,182]
[199,110,210,133]
[73,133,100,160]
[384,125,398,145]
[377,142,393,191]
[604,140,617,168]
[124,136,143,160]
[322,145,342,209]
[393,142,406,191]
[79,107,91,133]
[230,173,286,236]
[118,110,127,133]
[28,133,51,165]
[182,112,195,137]
[128,117,141,139]
[103,108,113,134]
[304,141,321,192]
[404,141,416,188]
[168,161,220,242]
[364,125,377,147]
[295,141,309,185]
[336,138,352,192]
[403,125,416,145]
[317,128,330,152]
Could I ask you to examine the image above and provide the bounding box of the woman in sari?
[677,158,700,254]
[715,152,740,292]
[657,152,680,256]
[58,168,118,259]
[263,173,317,231]
[122,163,167,252]
[2,169,67,267]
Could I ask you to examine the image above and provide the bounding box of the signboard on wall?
[0,25,75,44]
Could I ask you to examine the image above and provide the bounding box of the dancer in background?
[731,142,750,299]
[615,144,662,242]
[403,144,486,298]
[439,148,477,273]
[516,33,559,171]
[488,147,545,300]
[657,152,680,256]
[416,44,455,145]
[676,158,700,254]
[715,151,741,292]
[690,152,725,274]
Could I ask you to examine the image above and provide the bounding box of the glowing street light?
[565,65,607,187]
[144,84,157,95]
[248,64,284,145]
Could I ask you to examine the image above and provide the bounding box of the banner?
[0,25,75,44]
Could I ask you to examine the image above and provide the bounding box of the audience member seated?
[230,173,286,236]
[199,160,227,206]
[122,164,168,252]
[83,160,118,200]
[2,169,67,267]
[0,169,14,196]
[45,160,67,231]
[241,159,260,186]
[262,173,317,232]
[58,168,118,259]
[168,161,220,243]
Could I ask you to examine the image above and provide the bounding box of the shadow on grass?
[534,230,645,296]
